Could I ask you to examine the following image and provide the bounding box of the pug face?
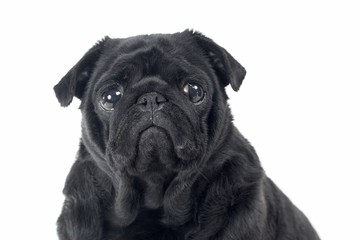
[94,45,211,177]
[55,30,246,181]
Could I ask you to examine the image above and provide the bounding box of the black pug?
[54,30,320,240]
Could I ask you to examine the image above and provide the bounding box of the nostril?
[137,97,148,106]
[155,95,167,104]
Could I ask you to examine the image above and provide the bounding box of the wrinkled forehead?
[93,35,212,85]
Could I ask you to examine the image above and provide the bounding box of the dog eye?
[183,83,204,103]
[100,88,122,111]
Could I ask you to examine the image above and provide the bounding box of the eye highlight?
[183,83,205,103]
[100,88,122,111]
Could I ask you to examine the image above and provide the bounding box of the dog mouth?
[134,126,175,173]
[107,106,204,175]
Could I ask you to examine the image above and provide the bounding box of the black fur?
[54,30,320,240]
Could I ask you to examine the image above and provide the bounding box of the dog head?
[54,30,246,178]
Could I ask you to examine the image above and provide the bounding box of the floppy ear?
[54,37,109,107]
[191,31,246,91]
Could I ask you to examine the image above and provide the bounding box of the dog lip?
[135,124,171,149]
[140,124,201,162]
[140,124,163,134]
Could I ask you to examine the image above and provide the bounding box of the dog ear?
[54,37,110,107]
[190,30,246,91]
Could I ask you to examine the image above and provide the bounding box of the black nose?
[137,92,167,111]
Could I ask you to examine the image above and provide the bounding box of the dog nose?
[137,92,167,111]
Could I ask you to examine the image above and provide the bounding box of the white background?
[0,1,359,239]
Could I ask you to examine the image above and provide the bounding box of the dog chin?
[134,126,175,174]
